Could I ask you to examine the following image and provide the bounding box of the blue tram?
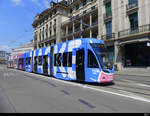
[53,38,114,83]
[25,51,33,72]
[33,46,50,75]
[9,38,114,83]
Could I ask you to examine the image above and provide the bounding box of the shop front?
[124,42,150,67]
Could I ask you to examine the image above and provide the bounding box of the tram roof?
[60,38,104,45]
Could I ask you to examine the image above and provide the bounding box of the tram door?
[21,59,24,70]
[34,57,38,73]
[50,46,54,76]
[76,50,85,81]
[43,55,48,75]
[18,59,20,69]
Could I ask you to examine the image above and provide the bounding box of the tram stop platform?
[115,67,150,77]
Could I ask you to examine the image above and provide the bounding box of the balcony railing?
[61,5,98,26]
[68,30,73,34]
[118,24,150,38]
[126,2,138,15]
[92,20,98,26]
[103,12,112,22]
[39,35,56,44]
[101,33,115,40]
[103,0,111,4]
[74,27,81,32]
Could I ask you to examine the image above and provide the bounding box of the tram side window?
[88,50,99,68]
[38,56,42,65]
[54,53,61,66]
[62,52,72,67]
[68,52,72,67]
[63,53,67,67]
[54,54,57,66]
[19,59,22,65]
[26,58,31,65]
[29,58,31,65]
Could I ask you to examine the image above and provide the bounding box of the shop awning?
[116,38,150,46]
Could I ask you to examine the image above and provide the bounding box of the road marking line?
[119,90,150,101]
[136,84,150,88]
[119,79,136,83]
[60,90,70,96]
[17,70,150,103]
[78,99,96,109]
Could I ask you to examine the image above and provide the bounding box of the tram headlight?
[103,77,106,80]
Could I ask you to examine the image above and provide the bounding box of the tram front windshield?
[90,43,113,70]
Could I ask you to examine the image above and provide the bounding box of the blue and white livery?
[33,46,50,75]
[9,38,114,84]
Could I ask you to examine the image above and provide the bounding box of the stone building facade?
[98,0,150,70]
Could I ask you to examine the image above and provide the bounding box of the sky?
[0,0,61,52]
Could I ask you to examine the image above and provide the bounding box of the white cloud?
[32,0,51,8]
[31,0,43,8]
[0,45,11,52]
[43,0,50,8]
[11,0,24,6]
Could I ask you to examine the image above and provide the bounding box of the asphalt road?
[115,74,150,85]
[0,65,150,113]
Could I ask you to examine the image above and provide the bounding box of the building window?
[42,27,45,39]
[50,30,52,37]
[105,2,111,14]
[54,19,56,26]
[34,32,37,41]
[49,22,52,37]
[46,25,48,38]
[54,19,56,36]
[106,21,112,36]
[76,5,79,10]
[129,12,138,33]
[83,10,87,14]
[129,0,138,5]
[70,9,72,14]
[39,29,41,41]
[83,0,87,6]
[91,6,95,10]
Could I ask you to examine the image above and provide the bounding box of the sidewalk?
[115,69,150,77]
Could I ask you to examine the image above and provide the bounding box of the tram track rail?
[115,76,150,85]
[105,80,150,97]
